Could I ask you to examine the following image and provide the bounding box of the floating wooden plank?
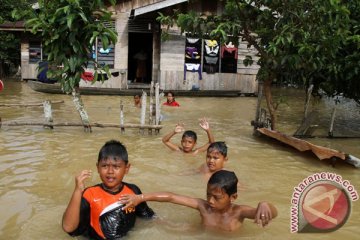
[293,111,318,137]
[257,127,360,168]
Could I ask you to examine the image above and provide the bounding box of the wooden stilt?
[251,82,263,132]
[155,83,162,134]
[72,89,91,132]
[120,100,125,133]
[43,100,53,129]
[329,105,337,137]
[140,91,147,135]
[304,84,314,119]
[148,81,154,135]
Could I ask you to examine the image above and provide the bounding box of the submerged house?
[0,0,259,94]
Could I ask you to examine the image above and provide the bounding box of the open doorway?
[128,32,153,84]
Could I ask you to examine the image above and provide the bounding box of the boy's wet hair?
[98,140,128,163]
[208,170,238,195]
[207,141,227,157]
[182,130,197,142]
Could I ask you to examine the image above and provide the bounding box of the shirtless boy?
[120,170,277,231]
[197,141,228,181]
[162,118,214,155]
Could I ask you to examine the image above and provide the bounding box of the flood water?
[0,80,359,240]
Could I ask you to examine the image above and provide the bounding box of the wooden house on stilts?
[0,0,259,95]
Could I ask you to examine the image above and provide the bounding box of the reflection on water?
[0,80,359,239]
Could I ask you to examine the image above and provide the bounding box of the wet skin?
[97,158,130,192]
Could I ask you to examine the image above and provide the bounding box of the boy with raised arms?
[120,170,277,232]
[162,118,214,155]
[62,140,154,239]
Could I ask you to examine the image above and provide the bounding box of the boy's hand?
[199,118,210,131]
[255,202,273,227]
[75,170,92,192]
[119,194,143,210]
[174,123,185,133]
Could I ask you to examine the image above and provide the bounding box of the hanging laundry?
[99,47,111,54]
[81,71,94,81]
[185,47,200,59]
[221,42,238,59]
[184,63,202,80]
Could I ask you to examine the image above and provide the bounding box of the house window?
[92,41,115,68]
[88,20,116,69]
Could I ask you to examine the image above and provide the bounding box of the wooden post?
[251,82,263,133]
[329,105,337,138]
[304,84,314,119]
[43,100,53,129]
[72,89,91,132]
[148,81,154,134]
[155,83,162,134]
[140,91,147,135]
[120,100,125,133]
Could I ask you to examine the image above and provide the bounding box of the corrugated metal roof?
[131,0,188,17]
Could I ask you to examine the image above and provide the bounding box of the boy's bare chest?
[201,211,241,231]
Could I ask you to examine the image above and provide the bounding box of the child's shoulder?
[122,182,143,194]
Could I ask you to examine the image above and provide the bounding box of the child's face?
[166,94,174,103]
[134,96,140,104]
[206,185,235,211]
[181,136,196,153]
[206,149,227,172]
[97,158,130,192]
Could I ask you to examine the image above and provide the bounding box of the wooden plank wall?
[21,41,38,80]
[159,34,258,93]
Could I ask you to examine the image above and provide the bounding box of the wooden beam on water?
[0,120,162,130]
[0,100,64,107]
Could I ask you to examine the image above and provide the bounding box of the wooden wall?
[159,33,258,93]
[20,40,38,80]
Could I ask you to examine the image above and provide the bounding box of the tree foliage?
[0,0,34,77]
[158,0,360,129]
[23,0,118,93]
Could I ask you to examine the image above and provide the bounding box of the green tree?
[0,0,34,77]
[158,0,360,129]
[22,0,118,129]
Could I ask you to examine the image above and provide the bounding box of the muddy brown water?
[0,80,359,239]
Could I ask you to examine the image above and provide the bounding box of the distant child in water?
[134,94,141,108]
[62,140,154,240]
[162,118,214,155]
[120,170,277,232]
[163,91,180,107]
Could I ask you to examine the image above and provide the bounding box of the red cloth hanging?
[0,79,4,91]
[81,72,94,81]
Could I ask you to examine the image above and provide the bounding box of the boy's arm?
[62,170,91,233]
[239,202,277,227]
[162,124,184,151]
[120,192,202,211]
[196,118,214,152]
